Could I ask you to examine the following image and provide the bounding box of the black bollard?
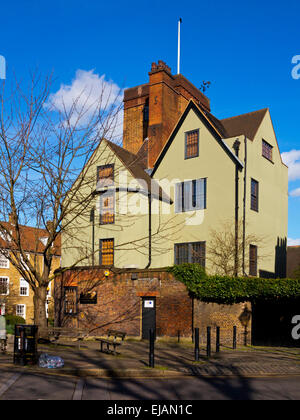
[206,326,211,358]
[216,326,220,353]
[178,330,180,343]
[149,329,155,368]
[194,328,200,361]
[233,326,237,350]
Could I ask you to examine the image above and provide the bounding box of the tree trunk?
[33,285,48,339]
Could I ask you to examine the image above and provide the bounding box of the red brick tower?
[123,60,210,169]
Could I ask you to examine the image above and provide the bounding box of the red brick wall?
[194,301,252,346]
[122,61,211,169]
[54,267,251,345]
[54,268,193,338]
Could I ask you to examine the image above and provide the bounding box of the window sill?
[262,155,274,164]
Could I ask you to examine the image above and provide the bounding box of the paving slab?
[1,340,300,379]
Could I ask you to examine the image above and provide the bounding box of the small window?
[16,304,26,319]
[80,291,97,304]
[97,164,114,189]
[99,239,114,266]
[0,277,9,295]
[175,242,206,267]
[64,286,78,315]
[20,278,29,296]
[251,179,259,212]
[0,251,9,268]
[249,245,258,276]
[262,140,273,162]
[100,191,115,225]
[185,130,199,159]
[175,178,207,213]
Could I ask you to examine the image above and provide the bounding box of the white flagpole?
[177,18,182,75]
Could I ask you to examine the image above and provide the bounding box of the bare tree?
[0,72,124,334]
[206,219,270,276]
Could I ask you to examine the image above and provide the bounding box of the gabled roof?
[104,140,172,203]
[151,100,245,176]
[220,108,268,141]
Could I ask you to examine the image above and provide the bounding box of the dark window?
[64,287,78,315]
[99,238,114,266]
[0,277,8,295]
[143,100,149,122]
[251,179,259,212]
[249,245,258,276]
[175,242,206,267]
[175,178,207,213]
[97,164,114,188]
[80,291,97,304]
[262,140,273,162]
[100,191,115,225]
[185,130,199,159]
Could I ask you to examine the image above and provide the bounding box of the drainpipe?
[233,139,241,277]
[90,207,95,266]
[242,135,247,276]
[145,194,152,269]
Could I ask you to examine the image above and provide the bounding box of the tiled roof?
[0,222,61,255]
[105,140,172,203]
[220,108,268,140]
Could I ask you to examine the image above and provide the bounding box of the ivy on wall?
[167,264,300,305]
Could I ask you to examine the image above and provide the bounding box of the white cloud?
[46,69,124,140]
[281,149,300,181]
[288,237,300,246]
[290,188,300,197]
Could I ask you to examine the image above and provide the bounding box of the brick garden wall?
[54,267,252,345]
[194,301,252,347]
[55,268,193,338]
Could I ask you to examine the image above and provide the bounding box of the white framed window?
[175,178,207,213]
[20,278,29,296]
[16,304,26,319]
[0,304,5,315]
[0,277,9,295]
[0,251,9,268]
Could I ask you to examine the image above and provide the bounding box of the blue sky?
[0,0,300,242]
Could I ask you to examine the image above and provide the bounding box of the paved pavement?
[2,339,300,378]
[1,369,300,400]
[1,340,300,400]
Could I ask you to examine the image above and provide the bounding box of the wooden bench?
[40,327,89,349]
[96,330,126,355]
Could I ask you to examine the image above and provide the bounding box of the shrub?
[168,264,300,304]
[5,315,26,334]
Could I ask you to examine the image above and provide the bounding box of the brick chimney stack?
[123,61,210,169]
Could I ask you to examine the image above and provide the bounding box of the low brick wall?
[55,268,193,338]
[54,267,252,345]
[194,301,252,346]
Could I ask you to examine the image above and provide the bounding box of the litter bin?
[14,325,38,366]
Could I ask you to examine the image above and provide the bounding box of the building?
[287,246,300,277]
[58,61,288,339]
[62,60,288,276]
[0,219,61,323]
